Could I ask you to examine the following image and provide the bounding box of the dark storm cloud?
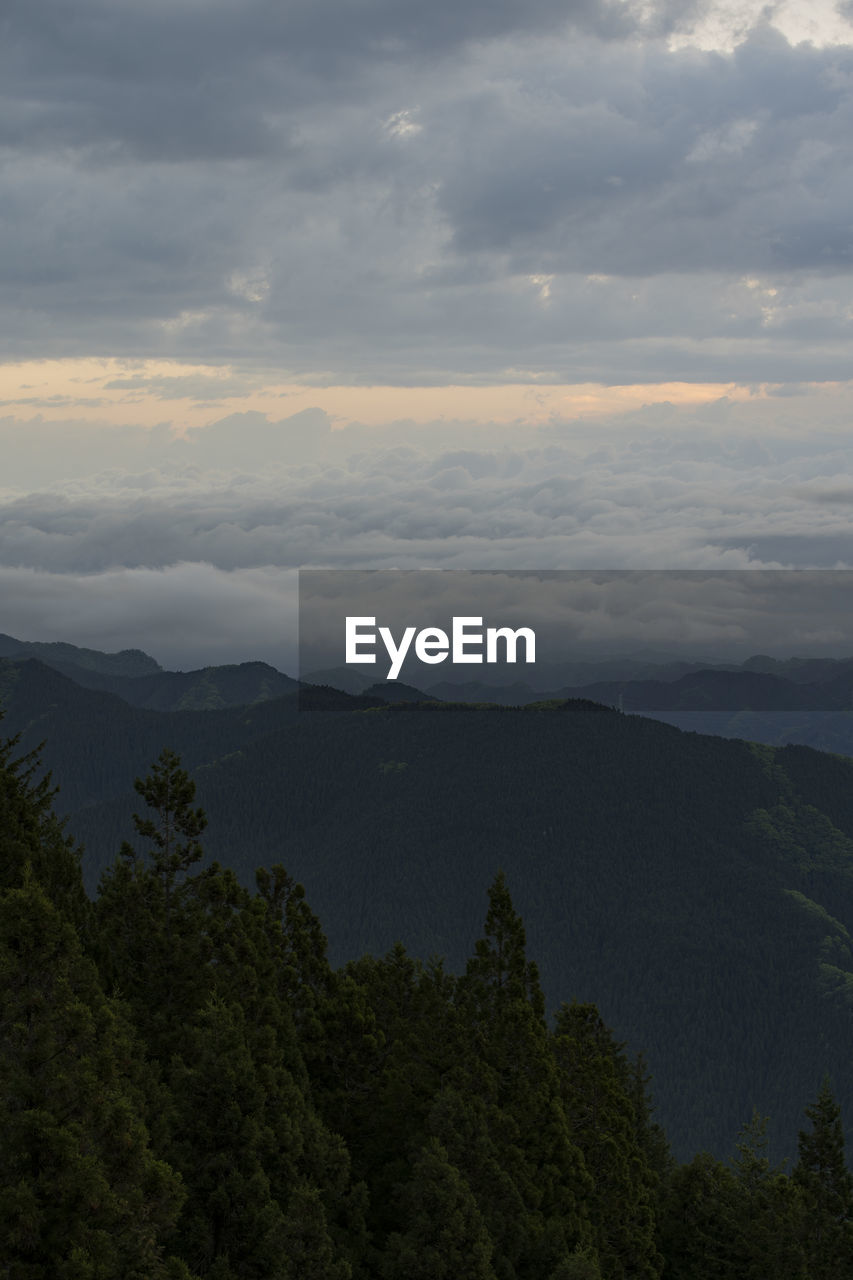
[435,28,853,274]
[3,1,853,380]
[0,0,643,161]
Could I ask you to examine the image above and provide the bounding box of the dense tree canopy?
[3,734,853,1278]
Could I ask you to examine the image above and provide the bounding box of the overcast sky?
[5,0,853,670]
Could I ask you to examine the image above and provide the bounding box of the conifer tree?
[93,747,218,1061]
[553,1002,662,1279]
[255,864,332,1005]
[425,1084,532,1280]
[379,1138,497,1280]
[165,995,345,1280]
[94,751,360,1280]
[546,1251,603,1280]
[203,882,362,1277]
[305,943,454,1271]
[628,1053,671,1187]
[657,1152,741,1280]
[451,873,597,1280]
[728,1112,808,1279]
[462,870,544,1016]
[793,1078,853,1277]
[279,1182,354,1280]
[129,746,208,887]
[0,875,186,1279]
[0,726,87,927]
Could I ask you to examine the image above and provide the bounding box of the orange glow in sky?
[0,358,767,434]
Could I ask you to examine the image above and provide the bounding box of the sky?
[4,0,853,671]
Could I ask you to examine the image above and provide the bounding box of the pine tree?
[204,882,361,1278]
[425,1084,531,1280]
[156,904,355,1279]
[658,1152,741,1280]
[93,748,221,1063]
[793,1078,853,1277]
[553,1002,662,1279]
[629,1053,671,1187]
[451,873,597,1280]
[729,1112,808,1280]
[461,870,544,1017]
[379,1138,497,1280]
[0,726,87,927]
[0,875,186,1279]
[306,943,453,1272]
[94,751,358,1280]
[166,996,303,1280]
[128,746,207,889]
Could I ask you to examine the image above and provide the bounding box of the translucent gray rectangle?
[298,569,853,710]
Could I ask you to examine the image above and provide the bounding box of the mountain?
[63,660,299,710]
[427,679,540,703]
[312,657,730,699]
[171,699,853,1165]
[0,632,298,711]
[362,681,439,703]
[421,669,853,757]
[301,665,375,694]
[3,656,853,1162]
[424,666,853,712]
[0,658,302,810]
[0,631,161,677]
[556,669,826,711]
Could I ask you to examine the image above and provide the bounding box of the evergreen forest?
[3,728,853,1277]
[6,653,853,1161]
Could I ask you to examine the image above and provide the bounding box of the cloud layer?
[4,397,853,667]
[4,2,853,382]
[6,1,853,668]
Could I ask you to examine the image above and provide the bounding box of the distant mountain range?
[311,652,853,700]
[0,631,162,676]
[0,632,297,710]
[5,628,853,754]
[6,628,853,712]
[4,638,853,1163]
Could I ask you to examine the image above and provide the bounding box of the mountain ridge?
[3,655,853,1159]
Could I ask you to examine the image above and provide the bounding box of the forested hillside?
[2,738,852,1278]
[4,655,853,1161]
[0,633,296,710]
